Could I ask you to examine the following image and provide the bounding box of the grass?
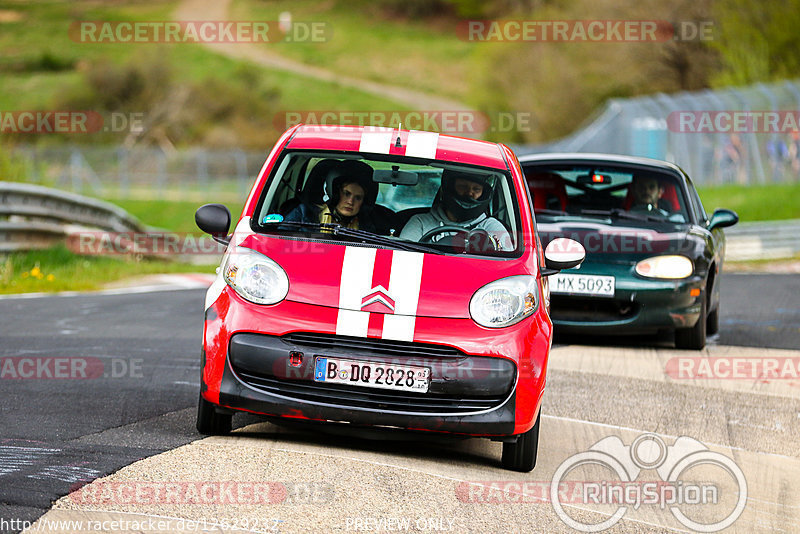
[233,0,473,102]
[0,245,212,295]
[0,1,409,119]
[113,198,246,233]
[697,182,800,222]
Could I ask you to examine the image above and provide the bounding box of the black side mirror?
[708,208,739,231]
[541,238,586,276]
[195,204,231,245]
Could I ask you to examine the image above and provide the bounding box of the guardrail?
[724,219,800,261]
[0,182,147,253]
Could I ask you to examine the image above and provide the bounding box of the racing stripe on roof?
[358,127,393,154]
[336,246,376,337]
[404,131,439,159]
[382,251,424,342]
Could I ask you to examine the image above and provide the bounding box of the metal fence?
[515,78,800,186]
[9,145,268,202]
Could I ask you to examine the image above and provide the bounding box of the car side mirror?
[542,237,585,276]
[195,204,231,245]
[708,208,739,231]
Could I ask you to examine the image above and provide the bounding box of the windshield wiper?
[261,220,442,254]
[579,208,665,223]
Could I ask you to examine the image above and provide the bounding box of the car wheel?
[502,412,540,472]
[675,295,707,350]
[196,393,232,435]
[706,306,720,336]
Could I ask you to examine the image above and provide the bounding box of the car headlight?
[223,247,289,304]
[469,275,539,328]
[635,255,693,279]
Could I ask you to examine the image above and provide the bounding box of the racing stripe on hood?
[335,246,376,337]
[382,251,424,341]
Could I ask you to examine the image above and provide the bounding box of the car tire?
[706,306,720,336]
[196,393,232,435]
[501,412,540,472]
[675,295,707,350]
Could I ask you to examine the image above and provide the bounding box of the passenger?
[400,169,512,250]
[286,160,376,232]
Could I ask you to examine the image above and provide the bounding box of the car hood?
[240,233,534,319]
[537,219,699,264]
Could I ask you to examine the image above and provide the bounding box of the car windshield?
[253,151,522,256]
[523,164,690,224]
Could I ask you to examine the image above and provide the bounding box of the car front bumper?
[549,271,705,334]
[201,287,551,437]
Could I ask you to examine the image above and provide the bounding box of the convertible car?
[519,153,738,350]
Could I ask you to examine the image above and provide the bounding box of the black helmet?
[440,168,493,222]
[325,160,375,209]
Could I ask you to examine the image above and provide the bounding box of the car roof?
[285,125,510,170]
[518,152,685,175]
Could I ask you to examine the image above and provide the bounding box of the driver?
[630,174,670,214]
[400,169,512,250]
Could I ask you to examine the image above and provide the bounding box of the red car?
[194,125,583,471]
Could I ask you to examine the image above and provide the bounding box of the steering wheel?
[630,203,669,217]
[419,226,497,252]
[419,225,470,243]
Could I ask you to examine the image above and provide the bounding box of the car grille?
[282,332,464,359]
[234,371,506,414]
[229,332,512,414]
[551,296,639,322]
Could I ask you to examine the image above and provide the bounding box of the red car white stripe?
[358,127,393,154]
[336,246,424,340]
[335,246,376,337]
[358,128,440,159]
[383,251,424,341]
[405,131,439,159]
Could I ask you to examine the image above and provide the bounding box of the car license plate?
[313,357,431,393]
[551,273,615,297]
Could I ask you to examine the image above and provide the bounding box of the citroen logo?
[360,285,395,313]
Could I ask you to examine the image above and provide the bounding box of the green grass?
[697,182,800,222]
[233,0,473,102]
[113,198,246,233]
[0,1,409,118]
[0,245,211,295]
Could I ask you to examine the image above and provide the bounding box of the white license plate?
[551,273,615,297]
[313,357,431,393]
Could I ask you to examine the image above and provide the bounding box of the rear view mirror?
[577,173,611,185]
[195,204,231,245]
[542,238,585,276]
[373,167,419,186]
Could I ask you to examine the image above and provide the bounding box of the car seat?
[527,172,568,211]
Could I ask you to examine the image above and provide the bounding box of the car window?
[524,164,690,224]
[253,151,521,256]
[685,177,708,224]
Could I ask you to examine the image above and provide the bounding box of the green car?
[519,153,738,350]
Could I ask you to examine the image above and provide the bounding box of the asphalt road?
[0,273,798,533]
